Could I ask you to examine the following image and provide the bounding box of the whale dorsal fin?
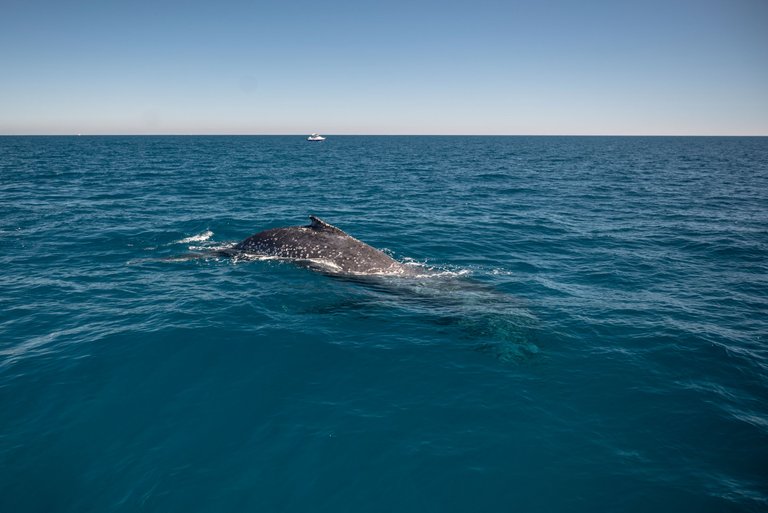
[308,216,346,235]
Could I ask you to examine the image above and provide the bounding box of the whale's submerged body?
[232,216,413,275]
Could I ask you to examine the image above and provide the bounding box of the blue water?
[2,136,767,512]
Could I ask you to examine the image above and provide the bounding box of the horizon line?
[1,133,766,137]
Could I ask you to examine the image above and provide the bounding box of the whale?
[158,216,539,360]
[229,216,414,275]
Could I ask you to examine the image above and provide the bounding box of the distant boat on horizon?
[307,133,326,141]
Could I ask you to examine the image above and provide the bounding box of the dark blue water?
[2,136,767,512]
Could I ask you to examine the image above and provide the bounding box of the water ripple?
[1,136,767,512]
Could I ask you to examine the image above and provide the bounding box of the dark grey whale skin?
[233,216,411,275]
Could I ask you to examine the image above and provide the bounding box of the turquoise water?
[1,136,767,512]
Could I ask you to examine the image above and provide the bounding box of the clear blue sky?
[1,0,766,135]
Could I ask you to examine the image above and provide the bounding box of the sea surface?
[1,135,767,512]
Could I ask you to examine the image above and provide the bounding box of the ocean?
[1,135,766,512]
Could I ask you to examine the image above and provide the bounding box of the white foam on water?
[176,230,214,244]
[188,241,236,252]
[231,253,287,264]
[400,260,472,279]
[424,269,472,278]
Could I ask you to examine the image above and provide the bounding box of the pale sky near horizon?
[1,0,766,135]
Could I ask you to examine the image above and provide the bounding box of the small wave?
[401,261,472,279]
[231,253,287,264]
[175,230,214,244]
[189,242,237,252]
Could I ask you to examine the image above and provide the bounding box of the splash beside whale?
[226,216,414,275]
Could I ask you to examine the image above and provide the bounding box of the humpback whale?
[231,216,413,275]
[160,217,539,361]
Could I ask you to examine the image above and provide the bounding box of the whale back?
[235,216,407,275]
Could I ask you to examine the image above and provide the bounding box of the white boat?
[307,133,326,141]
